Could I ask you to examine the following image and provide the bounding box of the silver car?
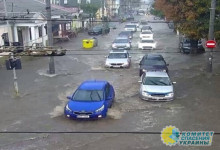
[105,50,131,68]
[139,71,175,101]
[112,37,131,50]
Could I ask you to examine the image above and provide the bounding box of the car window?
[125,25,136,28]
[143,77,171,86]
[105,84,110,99]
[108,53,128,59]
[141,40,154,43]
[143,59,166,66]
[73,90,103,101]
[114,39,129,43]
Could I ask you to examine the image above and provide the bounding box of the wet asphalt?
[0,15,220,150]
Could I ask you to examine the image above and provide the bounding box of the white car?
[139,71,175,101]
[105,50,131,68]
[124,24,137,32]
[139,31,153,40]
[138,39,157,50]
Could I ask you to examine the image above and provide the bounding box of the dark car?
[139,54,169,76]
[88,26,110,35]
[179,37,205,53]
[118,31,133,39]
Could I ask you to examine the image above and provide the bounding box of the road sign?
[206,40,216,48]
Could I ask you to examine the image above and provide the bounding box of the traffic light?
[5,58,22,70]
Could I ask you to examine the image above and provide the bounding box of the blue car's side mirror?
[67,96,72,99]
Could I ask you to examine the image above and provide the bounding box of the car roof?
[110,50,128,53]
[144,71,169,77]
[79,80,107,90]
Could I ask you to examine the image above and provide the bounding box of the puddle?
[107,108,123,120]
[49,89,73,118]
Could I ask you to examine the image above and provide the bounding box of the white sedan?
[138,39,157,50]
[139,31,153,40]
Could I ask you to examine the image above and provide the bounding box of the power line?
[0,131,219,134]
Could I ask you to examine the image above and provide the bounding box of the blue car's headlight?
[95,105,105,113]
[65,104,72,112]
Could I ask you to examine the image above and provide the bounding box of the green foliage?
[154,0,220,41]
[80,4,100,16]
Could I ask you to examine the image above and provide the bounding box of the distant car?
[138,39,157,50]
[139,20,148,29]
[124,24,137,32]
[130,21,140,28]
[105,50,131,68]
[118,31,133,39]
[88,26,110,35]
[126,14,134,21]
[139,31,153,40]
[112,37,131,50]
[141,25,152,32]
[139,54,169,76]
[139,71,174,101]
[64,80,115,119]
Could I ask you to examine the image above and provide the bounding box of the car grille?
[110,63,123,66]
[151,94,165,97]
[74,111,93,115]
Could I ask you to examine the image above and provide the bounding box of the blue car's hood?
[67,100,104,112]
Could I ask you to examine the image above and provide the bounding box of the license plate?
[77,115,90,118]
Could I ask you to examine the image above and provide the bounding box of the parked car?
[179,37,205,53]
[88,26,110,35]
[139,71,175,101]
[139,31,153,40]
[138,39,157,50]
[118,31,133,39]
[105,50,131,68]
[64,80,115,119]
[112,37,131,50]
[141,25,152,32]
[124,24,137,32]
[139,54,169,76]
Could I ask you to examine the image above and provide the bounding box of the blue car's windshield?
[143,77,171,86]
[73,90,103,101]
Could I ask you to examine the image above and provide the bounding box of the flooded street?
[1,14,220,150]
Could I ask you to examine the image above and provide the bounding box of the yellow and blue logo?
[161,125,180,146]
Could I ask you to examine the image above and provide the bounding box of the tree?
[153,0,220,41]
[80,3,100,16]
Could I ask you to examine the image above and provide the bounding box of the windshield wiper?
[157,81,169,85]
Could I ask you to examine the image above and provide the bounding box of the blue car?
[64,80,115,119]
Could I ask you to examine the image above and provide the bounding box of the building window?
[38,26,42,38]
[64,0,68,4]
[29,28,32,40]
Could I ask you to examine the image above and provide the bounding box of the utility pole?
[207,0,216,73]
[102,0,105,35]
[4,0,19,96]
[46,0,55,74]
